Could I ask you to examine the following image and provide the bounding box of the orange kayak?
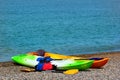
[91,58,109,68]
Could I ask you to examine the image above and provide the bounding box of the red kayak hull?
[91,58,109,68]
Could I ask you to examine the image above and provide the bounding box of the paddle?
[21,68,79,75]
[21,68,35,72]
[21,68,59,73]
[63,69,79,75]
[53,58,89,60]
[53,57,104,60]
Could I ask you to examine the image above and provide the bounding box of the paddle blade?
[21,68,35,72]
[63,69,79,75]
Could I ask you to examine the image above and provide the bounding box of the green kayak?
[12,54,93,70]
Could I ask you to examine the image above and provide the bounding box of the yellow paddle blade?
[63,69,79,75]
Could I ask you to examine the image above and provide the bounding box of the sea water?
[0,0,120,62]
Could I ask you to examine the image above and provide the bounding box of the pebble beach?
[0,52,120,80]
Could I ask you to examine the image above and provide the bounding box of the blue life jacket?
[44,57,53,62]
[35,58,44,71]
[35,62,44,71]
[35,57,53,71]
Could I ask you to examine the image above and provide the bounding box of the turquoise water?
[0,0,120,62]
